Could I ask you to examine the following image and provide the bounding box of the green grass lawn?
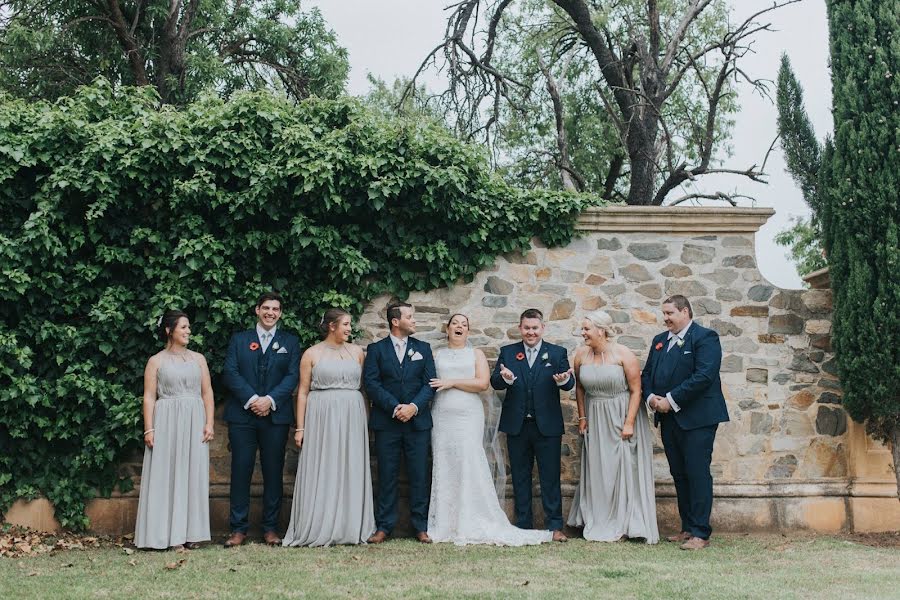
[2,534,898,599]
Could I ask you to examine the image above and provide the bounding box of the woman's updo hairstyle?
[584,310,615,339]
[157,309,189,343]
[319,307,351,339]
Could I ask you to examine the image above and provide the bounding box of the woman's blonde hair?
[584,310,615,339]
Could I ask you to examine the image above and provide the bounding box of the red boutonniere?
[515,352,526,361]
[249,342,260,351]
[654,342,664,351]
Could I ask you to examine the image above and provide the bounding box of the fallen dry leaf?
[164,558,187,570]
[128,559,137,567]
[124,548,134,555]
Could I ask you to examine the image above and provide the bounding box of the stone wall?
[6,207,898,535]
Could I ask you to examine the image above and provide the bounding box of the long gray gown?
[134,359,210,549]
[282,358,375,547]
[567,363,659,543]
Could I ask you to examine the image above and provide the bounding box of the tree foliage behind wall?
[0,80,588,528]
[820,0,900,492]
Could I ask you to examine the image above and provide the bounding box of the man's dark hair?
[519,308,544,323]
[256,291,284,309]
[386,302,412,327]
[663,295,693,318]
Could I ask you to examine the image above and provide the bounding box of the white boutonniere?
[408,348,415,358]
[541,352,549,361]
[410,351,424,361]
[272,341,280,351]
[676,339,685,348]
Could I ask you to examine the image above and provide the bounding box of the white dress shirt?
[244,324,278,411]
[648,321,693,413]
[389,333,418,416]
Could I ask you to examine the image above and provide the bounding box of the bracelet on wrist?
[577,417,586,422]
[296,428,304,432]
[144,429,155,435]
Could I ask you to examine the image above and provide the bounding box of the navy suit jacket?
[640,322,729,430]
[490,341,575,436]
[363,336,436,432]
[222,328,301,426]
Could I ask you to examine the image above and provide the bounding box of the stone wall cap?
[802,266,831,289]
[576,205,775,233]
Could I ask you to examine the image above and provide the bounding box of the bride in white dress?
[427,313,551,546]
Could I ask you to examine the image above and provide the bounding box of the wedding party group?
[134,290,728,553]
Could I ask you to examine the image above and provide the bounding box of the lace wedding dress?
[427,347,551,546]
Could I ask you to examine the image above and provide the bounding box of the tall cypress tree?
[821,0,900,494]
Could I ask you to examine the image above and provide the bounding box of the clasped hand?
[648,394,672,413]
[249,395,273,417]
[393,404,417,422]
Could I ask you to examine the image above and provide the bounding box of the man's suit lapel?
[247,330,260,384]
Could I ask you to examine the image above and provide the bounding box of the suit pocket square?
[683,351,692,355]
[276,347,289,354]
[410,351,424,361]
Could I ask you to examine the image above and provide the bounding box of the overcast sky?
[309,0,832,289]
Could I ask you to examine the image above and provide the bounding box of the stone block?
[483,327,504,339]
[703,269,740,285]
[821,358,839,376]
[618,336,646,352]
[492,311,520,324]
[758,333,784,344]
[693,298,722,316]
[627,242,669,262]
[600,283,627,297]
[746,368,768,384]
[818,392,841,405]
[769,314,804,334]
[481,295,508,308]
[582,296,607,310]
[504,250,538,265]
[660,264,692,278]
[665,279,709,297]
[560,269,585,283]
[721,354,743,373]
[632,309,658,324]
[596,237,622,251]
[788,390,815,410]
[722,255,756,268]
[805,320,831,334]
[681,243,716,264]
[770,291,804,311]
[619,263,653,282]
[765,455,798,479]
[635,283,662,299]
[710,318,743,337]
[549,299,576,320]
[815,406,847,436]
[587,255,614,276]
[585,274,608,285]
[802,289,833,313]
[750,412,774,434]
[606,309,631,323]
[731,305,769,318]
[484,275,514,295]
[748,285,775,302]
[535,267,552,281]
[716,287,743,301]
[850,498,900,533]
[789,353,820,374]
[809,334,832,351]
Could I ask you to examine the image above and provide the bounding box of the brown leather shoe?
[263,531,281,546]
[184,542,202,550]
[680,536,710,550]
[223,531,246,548]
[552,530,568,543]
[367,530,389,544]
[666,531,692,543]
[415,531,432,544]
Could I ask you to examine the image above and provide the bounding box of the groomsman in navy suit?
[491,308,574,542]
[222,292,301,547]
[641,294,729,550]
[363,302,436,543]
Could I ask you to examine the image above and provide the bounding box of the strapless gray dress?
[134,359,210,549]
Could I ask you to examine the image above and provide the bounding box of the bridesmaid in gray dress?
[135,310,215,550]
[567,310,659,543]
[283,308,375,547]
